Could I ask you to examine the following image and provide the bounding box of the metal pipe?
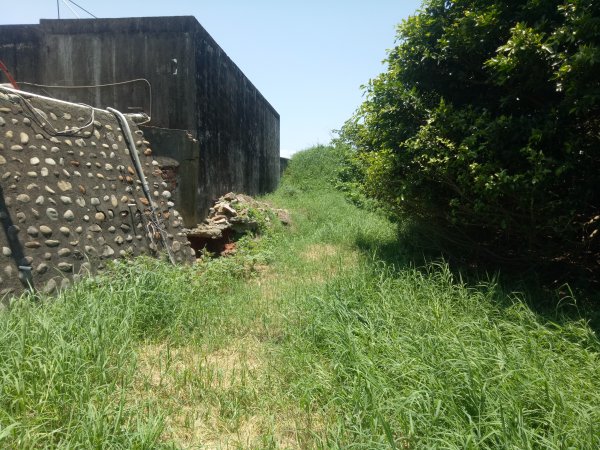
[2,80,152,124]
[0,60,20,90]
[107,106,176,265]
[107,107,154,205]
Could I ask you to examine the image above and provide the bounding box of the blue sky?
[3,0,422,157]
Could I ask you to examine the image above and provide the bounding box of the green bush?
[338,0,600,269]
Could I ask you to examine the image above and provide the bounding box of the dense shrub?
[338,0,600,269]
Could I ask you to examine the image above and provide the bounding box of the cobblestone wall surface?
[0,88,194,299]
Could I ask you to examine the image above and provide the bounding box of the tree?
[338,0,600,270]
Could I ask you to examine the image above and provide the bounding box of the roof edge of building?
[38,16,201,34]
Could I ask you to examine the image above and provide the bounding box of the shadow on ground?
[353,220,600,336]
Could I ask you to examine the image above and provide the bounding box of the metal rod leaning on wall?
[107,107,176,265]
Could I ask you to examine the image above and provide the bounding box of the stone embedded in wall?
[0,88,195,299]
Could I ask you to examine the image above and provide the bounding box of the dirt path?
[127,242,357,449]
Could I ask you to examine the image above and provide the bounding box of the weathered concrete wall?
[141,126,200,226]
[0,87,194,298]
[194,32,281,220]
[0,17,280,226]
[36,18,198,131]
[0,25,40,83]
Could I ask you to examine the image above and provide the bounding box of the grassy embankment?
[0,145,599,448]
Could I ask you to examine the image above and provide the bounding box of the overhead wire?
[67,0,98,18]
[61,0,81,18]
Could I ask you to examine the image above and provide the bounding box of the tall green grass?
[0,144,598,448]
[267,146,600,448]
[0,254,264,448]
[0,262,164,447]
[277,261,600,448]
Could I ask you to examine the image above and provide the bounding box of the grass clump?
[0,262,168,448]
[0,144,598,448]
[279,262,600,448]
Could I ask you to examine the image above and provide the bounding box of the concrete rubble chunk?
[186,192,290,256]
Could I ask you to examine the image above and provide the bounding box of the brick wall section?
[0,88,194,298]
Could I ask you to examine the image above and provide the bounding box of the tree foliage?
[339,0,600,269]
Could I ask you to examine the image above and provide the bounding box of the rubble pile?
[186,192,290,256]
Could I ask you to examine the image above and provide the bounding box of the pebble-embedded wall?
[0,88,194,299]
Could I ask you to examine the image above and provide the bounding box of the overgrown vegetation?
[337,0,600,275]
[0,145,598,448]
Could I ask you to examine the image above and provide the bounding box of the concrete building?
[0,16,280,226]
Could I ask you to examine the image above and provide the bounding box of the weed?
[0,145,598,448]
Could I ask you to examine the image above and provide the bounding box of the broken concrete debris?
[186,192,290,256]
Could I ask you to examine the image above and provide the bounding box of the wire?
[67,0,98,19]
[3,87,96,137]
[18,78,152,121]
[62,0,80,18]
